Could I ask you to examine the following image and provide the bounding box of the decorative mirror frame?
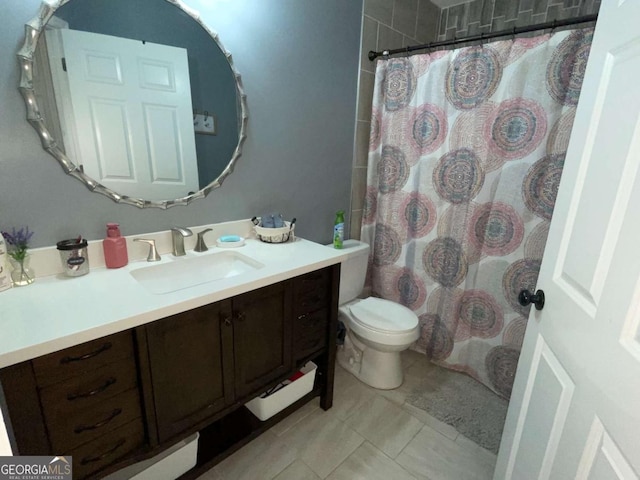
[18,0,248,209]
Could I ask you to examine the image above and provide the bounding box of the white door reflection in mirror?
[47,29,199,201]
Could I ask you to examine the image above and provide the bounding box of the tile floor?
[196,351,497,480]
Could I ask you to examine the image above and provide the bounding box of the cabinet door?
[232,283,293,399]
[292,268,333,362]
[145,301,234,443]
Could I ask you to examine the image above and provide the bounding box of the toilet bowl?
[330,240,420,390]
[337,297,419,389]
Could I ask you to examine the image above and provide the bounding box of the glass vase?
[9,254,35,286]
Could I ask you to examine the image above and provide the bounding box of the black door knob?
[518,289,545,310]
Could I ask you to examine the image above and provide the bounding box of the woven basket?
[254,222,295,243]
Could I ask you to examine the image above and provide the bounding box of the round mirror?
[19,0,247,208]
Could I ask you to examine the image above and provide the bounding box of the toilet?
[333,240,420,390]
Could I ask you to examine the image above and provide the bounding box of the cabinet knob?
[236,312,246,322]
[223,316,232,327]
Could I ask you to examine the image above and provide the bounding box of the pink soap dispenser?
[103,223,128,268]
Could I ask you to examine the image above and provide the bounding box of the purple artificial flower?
[1,226,34,262]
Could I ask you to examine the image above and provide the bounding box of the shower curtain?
[361,29,593,399]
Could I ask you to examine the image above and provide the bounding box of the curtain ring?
[426,40,434,54]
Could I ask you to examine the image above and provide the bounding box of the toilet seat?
[340,297,420,348]
[349,297,418,334]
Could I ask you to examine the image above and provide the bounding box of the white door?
[494,2,640,479]
[49,29,199,201]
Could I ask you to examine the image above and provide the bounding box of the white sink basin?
[130,251,265,294]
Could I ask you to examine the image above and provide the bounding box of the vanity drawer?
[293,268,331,316]
[294,308,329,360]
[68,418,145,479]
[39,358,138,421]
[32,331,134,387]
[46,388,142,452]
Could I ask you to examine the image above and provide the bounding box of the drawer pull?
[60,342,112,364]
[80,438,126,465]
[67,377,116,401]
[297,313,308,320]
[74,408,122,434]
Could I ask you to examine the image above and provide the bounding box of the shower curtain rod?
[368,14,598,61]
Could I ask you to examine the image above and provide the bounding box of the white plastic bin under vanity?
[103,433,198,480]
[245,362,317,421]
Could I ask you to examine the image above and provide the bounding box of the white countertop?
[0,236,349,369]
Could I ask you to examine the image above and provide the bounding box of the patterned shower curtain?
[361,29,593,399]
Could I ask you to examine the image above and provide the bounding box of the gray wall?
[438,0,601,40]
[1,0,362,247]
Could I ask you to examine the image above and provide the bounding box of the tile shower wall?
[351,0,441,240]
[437,0,601,41]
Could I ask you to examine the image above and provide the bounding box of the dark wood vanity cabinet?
[231,282,293,398]
[142,301,234,444]
[0,264,339,479]
[143,282,293,443]
[0,331,146,479]
[293,268,332,362]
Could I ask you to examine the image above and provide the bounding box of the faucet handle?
[134,238,161,262]
[194,228,213,252]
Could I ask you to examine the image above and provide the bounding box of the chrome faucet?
[171,227,193,256]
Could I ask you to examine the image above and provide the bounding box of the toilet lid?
[349,297,418,333]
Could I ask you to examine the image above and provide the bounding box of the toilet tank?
[335,240,370,305]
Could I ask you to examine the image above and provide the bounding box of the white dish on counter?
[216,236,246,248]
